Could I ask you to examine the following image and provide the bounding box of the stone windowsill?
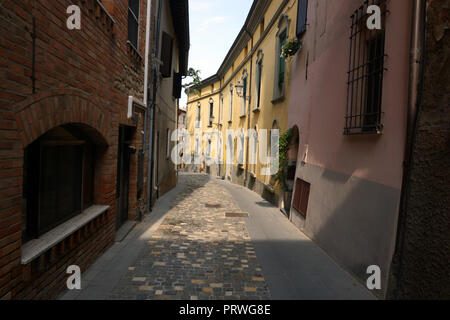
[271,95,285,104]
[21,205,110,265]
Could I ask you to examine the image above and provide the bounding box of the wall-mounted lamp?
[235,81,249,100]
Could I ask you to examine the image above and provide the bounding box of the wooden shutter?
[279,32,287,87]
[160,31,173,78]
[293,178,311,218]
[296,0,308,37]
[173,72,182,98]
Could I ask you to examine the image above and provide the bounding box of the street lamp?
[235,81,244,98]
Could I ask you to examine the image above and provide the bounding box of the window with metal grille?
[128,0,140,50]
[345,0,387,135]
[292,179,310,218]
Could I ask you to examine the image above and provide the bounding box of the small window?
[293,179,310,218]
[128,0,140,50]
[160,31,174,78]
[345,1,387,135]
[255,50,264,110]
[219,95,224,124]
[229,85,233,122]
[196,103,201,128]
[209,99,214,127]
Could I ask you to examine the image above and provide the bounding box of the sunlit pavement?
[61,173,375,300]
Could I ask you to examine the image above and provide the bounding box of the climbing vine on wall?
[275,128,294,191]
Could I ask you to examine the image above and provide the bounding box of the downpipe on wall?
[387,0,426,299]
[147,0,163,212]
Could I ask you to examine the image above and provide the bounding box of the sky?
[180,0,254,108]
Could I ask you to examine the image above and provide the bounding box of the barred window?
[128,0,140,50]
[345,0,387,135]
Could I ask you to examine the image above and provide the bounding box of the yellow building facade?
[186,0,299,205]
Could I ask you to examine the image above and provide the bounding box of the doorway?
[116,126,133,230]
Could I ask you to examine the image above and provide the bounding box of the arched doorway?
[281,126,300,218]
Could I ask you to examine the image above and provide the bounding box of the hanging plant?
[274,128,294,191]
[281,38,302,59]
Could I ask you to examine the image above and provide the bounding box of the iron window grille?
[345,0,388,135]
[128,0,140,50]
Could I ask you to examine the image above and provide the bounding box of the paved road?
[61,173,374,300]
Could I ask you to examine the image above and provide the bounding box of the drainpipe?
[143,0,152,152]
[244,28,253,187]
[389,0,426,298]
[137,0,152,221]
[147,0,163,212]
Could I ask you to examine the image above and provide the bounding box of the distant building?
[177,108,187,169]
[186,0,296,206]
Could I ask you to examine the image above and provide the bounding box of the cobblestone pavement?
[109,174,271,300]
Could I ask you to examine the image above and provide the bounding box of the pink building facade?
[287,0,412,296]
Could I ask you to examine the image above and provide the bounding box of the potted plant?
[281,38,303,59]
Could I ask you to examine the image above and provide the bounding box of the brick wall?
[0,0,151,299]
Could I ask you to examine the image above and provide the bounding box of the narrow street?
[61,174,374,300]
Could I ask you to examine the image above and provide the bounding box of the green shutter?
[279,31,287,87]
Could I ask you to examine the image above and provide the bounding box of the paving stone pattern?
[109,174,271,300]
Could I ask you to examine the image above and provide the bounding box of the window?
[22,126,95,241]
[229,85,233,122]
[209,98,214,127]
[240,72,248,117]
[128,0,140,50]
[345,0,387,135]
[278,30,287,89]
[173,72,182,99]
[292,179,310,218]
[196,103,201,128]
[274,15,289,101]
[255,50,264,110]
[160,31,173,78]
[219,94,224,124]
[296,0,308,37]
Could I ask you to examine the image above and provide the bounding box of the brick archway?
[14,89,111,148]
